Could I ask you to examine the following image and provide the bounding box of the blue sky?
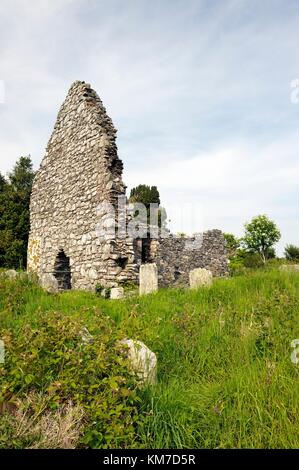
[0,0,298,254]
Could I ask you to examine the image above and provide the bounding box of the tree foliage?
[224,233,241,259]
[129,184,167,228]
[242,215,281,263]
[129,184,160,208]
[0,156,35,269]
[284,244,299,261]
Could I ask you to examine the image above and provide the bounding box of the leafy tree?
[224,233,241,258]
[242,215,280,264]
[284,244,299,261]
[0,156,35,269]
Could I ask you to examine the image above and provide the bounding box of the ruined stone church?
[28,81,227,291]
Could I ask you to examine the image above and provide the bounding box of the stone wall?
[28,81,138,290]
[153,230,228,287]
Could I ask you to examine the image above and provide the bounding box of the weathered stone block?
[189,268,213,289]
[110,287,124,299]
[139,263,158,295]
[118,339,157,386]
[79,326,94,344]
[41,273,59,294]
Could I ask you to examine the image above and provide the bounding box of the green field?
[0,268,299,448]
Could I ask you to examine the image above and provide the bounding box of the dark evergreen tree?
[129,184,166,228]
[129,184,161,209]
[0,156,35,269]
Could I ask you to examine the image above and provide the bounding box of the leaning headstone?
[110,287,124,299]
[41,273,59,294]
[118,339,157,386]
[139,263,158,296]
[280,264,299,273]
[189,268,213,289]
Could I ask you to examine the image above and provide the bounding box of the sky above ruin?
[0,0,298,254]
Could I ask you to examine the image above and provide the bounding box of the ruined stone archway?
[54,249,72,290]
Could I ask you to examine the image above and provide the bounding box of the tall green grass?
[0,269,299,448]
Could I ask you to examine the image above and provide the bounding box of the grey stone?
[139,263,158,295]
[280,264,299,272]
[118,339,157,386]
[110,287,124,299]
[41,273,59,294]
[189,268,213,289]
[79,326,94,344]
[4,269,18,280]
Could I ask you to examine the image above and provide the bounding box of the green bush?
[0,279,142,449]
[285,244,299,261]
[243,252,264,268]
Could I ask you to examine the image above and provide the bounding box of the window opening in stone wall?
[141,235,152,264]
[116,256,128,270]
[174,266,181,281]
[133,237,152,265]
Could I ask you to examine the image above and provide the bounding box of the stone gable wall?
[28,81,138,290]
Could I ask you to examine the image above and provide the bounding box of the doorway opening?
[54,249,71,290]
[134,235,152,265]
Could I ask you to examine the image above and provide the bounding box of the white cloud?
[124,131,299,254]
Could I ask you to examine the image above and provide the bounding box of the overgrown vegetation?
[224,215,282,275]
[1,268,299,448]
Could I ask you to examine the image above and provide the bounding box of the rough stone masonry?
[28,81,228,291]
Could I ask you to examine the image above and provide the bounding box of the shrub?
[284,244,299,261]
[0,305,142,448]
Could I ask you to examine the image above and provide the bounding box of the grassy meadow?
[0,267,299,448]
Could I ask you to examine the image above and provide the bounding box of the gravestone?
[110,287,124,299]
[189,268,213,288]
[118,339,157,386]
[139,263,158,295]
